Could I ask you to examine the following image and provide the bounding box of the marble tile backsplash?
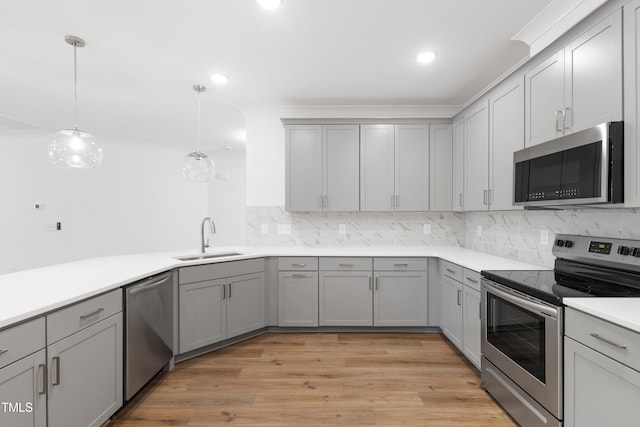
[246,207,466,248]
[246,206,640,268]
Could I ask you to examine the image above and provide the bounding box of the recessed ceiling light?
[416,51,437,64]
[257,0,283,10]
[210,74,228,85]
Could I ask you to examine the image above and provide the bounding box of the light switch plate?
[338,224,346,235]
[261,224,269,234]
[423,224,431,234]
[540,229,549,245]
[476,226,482,237]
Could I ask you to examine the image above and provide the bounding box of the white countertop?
[564,298,640,333]
[0,246,544,330]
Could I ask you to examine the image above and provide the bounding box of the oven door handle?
[483,281,558,319]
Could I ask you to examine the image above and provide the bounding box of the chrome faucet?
[201,217,216,254]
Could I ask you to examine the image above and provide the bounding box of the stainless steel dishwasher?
[124,270,174,400]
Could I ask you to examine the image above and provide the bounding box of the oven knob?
[618,246,631,256]
[556,239,565,247]
[632,248,640,257]
[564,240,573,248]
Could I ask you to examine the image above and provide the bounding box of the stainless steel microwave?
[513,122,623,207]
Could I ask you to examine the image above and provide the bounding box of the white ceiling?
[0,0,553,150]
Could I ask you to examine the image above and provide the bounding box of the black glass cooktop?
[482,259,640,305]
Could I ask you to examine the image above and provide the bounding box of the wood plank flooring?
[109,333,516,426]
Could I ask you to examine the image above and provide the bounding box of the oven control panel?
[554,234,640,268]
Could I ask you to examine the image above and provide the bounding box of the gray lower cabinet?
[373,271,428,326]
[462,277,481,369]
[278,272,318,327]
[319,271,373,326]
[180,272,265,353]
[441,273,463,349]
[564,307,640,426]
[0,349,46,427]
[47,313,123,427]
[179,259,266,353]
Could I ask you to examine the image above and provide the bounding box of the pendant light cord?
[73,41,79,131]
[196,88,201,153]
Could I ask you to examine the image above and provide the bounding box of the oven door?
[481,279,562,419]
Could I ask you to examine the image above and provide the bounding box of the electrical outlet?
[540,229,549,245]
[261,224,269,235]
[277,224,292,235]
[423,224,431,234]
[338,224,346,235]
[476,225,482,237]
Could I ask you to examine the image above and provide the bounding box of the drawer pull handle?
[0,349,8,356]
[339,263,354,267]
[52,356,61,386]
[394,263,408,267]
[446,268,456,274]
[291,274,307,278]
[39,364,47,395]
[590,333,627,349]
[80,308,104,320]
[291,263,306,267]
[466,278,479,284]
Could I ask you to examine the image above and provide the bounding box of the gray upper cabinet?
[525,9,622,147]
[361,124,430,211]
[396,124,430,211]
[360,124,396,211]
[452,118,464,212]
[624,0,640,206]
[463,100,490,211]
[489,75,525,211]
[429,124,453,211]
[323,125,360,211]
[285,125,323,211]
[285,124,359,212]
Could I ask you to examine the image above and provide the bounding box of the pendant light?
[48,35,103,169]
[181,85,215,183]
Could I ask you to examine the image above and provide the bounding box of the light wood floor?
[110,333,516,426]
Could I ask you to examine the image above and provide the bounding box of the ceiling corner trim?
[512,0,608,56]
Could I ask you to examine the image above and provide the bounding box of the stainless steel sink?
[175,252,243,261]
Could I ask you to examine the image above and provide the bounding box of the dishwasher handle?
[128,272,172,296]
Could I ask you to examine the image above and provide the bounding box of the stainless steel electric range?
[480,234,640,427]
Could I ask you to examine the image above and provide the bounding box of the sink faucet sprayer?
[201,217,216,254]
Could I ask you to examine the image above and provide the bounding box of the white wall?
[207,149,247,246]
[0,131,208,273]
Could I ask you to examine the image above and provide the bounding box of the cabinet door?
[395,124,429,211]
[565,10,622,134]
[624,0,640,206]
[524,50,565,147]
[360,124,395,211]
[48,313,123,427]
[179,279,226,353]
[489,76,524,211]
[227,273,265,338]
[319,272,373,326]
[429,124,453,211]
[374,272,428,326]
[285,125,323,211]
[565,337,640,427]
[0,349,46,427]
[462,286,481,369]
[452,118,465,211]
[441,275,463,350]
[323,125,359,211]
[464,101,490,211]
[278,272,318,327]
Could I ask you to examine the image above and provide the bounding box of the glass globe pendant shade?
[48,129,104,169]
[181,150,215,183]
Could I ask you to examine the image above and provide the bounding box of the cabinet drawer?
[319,257,372,271]
[441,260,463,281]
[47,289,122,345]
[565,308,640,372]
[278,257,318,271]
[462,268,481,291]
[374,258,428,271]
[0,317,45,369]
